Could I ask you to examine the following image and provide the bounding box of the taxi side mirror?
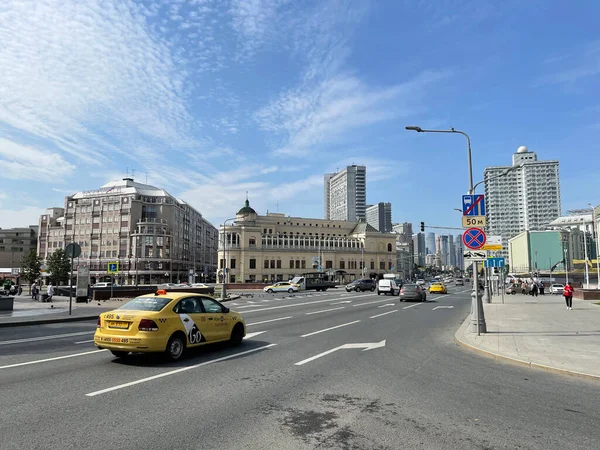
[222,307,230,313]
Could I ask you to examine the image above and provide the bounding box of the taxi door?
[174,297,209,346]
[199,297,230,341]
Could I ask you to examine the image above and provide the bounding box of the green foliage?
[20,250,42,284]
[46,248,71,285]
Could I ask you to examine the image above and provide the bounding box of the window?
[264,259,269,269]
[301,259,306,269]
[370,261,375,270]
[276,260,281,269]
[249,238,256,247]
[230,259,236,269]
[387,243,393,252]
[200,298,223,314]
[295,260,300,269]
[380,261,385,270]
[249,259,256,269]
[326,260,333,269]
[270,260,275,269]
[220,258,224,269]
[289,259,294,268]
[340,260,345,269]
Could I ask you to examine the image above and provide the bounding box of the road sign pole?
[69,256,74,316]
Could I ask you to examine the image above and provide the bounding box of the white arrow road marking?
[377,303,395,308]
[244,331,268,339]
[306,307,345,315]
[0,350,107,370]
[432,305,455,310]
[402,303,421,309]
[295,340,386,366]
[370,310,399,319]
[331,300,352,304]
[0,331,94,346]
[301,320,360,338]
[247,317,292,326]
[86,344,277,397]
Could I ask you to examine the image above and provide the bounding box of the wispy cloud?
[539,40,600,85]
[0,139,75,181]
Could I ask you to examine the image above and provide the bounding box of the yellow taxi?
[94,290,246,361]
[428,282,448,294]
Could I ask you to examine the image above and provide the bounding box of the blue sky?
[1,0,599,230]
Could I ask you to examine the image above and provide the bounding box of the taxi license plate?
[108,321,129,329]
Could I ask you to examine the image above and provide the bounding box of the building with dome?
[37,178,218,284]
[218,198,397,283]
[484,146,561,261]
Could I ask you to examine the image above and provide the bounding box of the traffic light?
[420,222,425,232]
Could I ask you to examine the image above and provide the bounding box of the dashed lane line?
[247,317,293,326]
[305,307,345,316]
[0,350,107,370]
[369,310,399,319]
[301,320,361,338]
[0,331,94,346]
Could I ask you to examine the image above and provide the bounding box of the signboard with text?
[482,235,502,251]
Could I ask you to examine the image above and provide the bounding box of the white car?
[549,284,564,294]
[263,282,299,293]
[416,279,425,286]
[190,283,209,288]
[377,279,398,295]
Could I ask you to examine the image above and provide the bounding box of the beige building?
[37,178,218,284]
[218,199,397,283]
[0,226,38,280]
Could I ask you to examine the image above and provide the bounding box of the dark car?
[399,283,426,302]
[346,279,376,292]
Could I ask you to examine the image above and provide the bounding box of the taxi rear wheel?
[165,333,186,361]
[267,289,273,293]
[230,324,244,346]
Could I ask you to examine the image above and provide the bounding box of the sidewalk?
[0,292,243,327]
[455,292,600,380]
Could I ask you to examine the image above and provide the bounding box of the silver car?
[399,284,426,302]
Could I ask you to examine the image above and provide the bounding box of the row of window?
[218,259,392,271]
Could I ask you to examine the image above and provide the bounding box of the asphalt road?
[1,287,599,450]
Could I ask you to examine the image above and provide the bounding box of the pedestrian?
[532,282,538,297]
[539,281,545,296]
[47,282,54,303]
[563,282,574,310]
[31,282,37,300]
[17,285,22,296]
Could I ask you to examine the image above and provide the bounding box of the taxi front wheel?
[165,334,186,361]
[230,324,244,346]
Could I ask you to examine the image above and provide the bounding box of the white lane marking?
[0,331,94,346]
[331,300,352,305]
[247,317,293,326]
[377,303,395,308]
[235,305,262,309]
[305,307,345,316]
[402,303,421,309]
[241,293,373,314]
[74,339,95,344]
[369,310,399,319]
[295,340,386,366]
[244,331,267,339]
[86,344,277,397]
[301,320,360,338]
[353,298,394,307]
[0,350,107,370]
[432,305,454,310]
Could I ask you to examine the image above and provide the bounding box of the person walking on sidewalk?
[539,281,545,296]
[563,282,574,310]
[47,283,54,303]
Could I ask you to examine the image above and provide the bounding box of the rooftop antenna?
[246,191,248,201]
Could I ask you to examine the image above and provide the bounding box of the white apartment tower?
[484,146,561,259]
[324,165,366,221]
[366,202,392,232]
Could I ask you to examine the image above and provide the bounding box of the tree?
[21,250,42,284]
[46,248,71,285]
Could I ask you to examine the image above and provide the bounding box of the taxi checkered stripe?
[158,318,168,323]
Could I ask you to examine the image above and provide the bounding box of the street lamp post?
[406,125,485,334]
[220,217,238,300]
[588,203,600,289]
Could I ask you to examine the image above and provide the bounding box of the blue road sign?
[107,262,119,274]
[463,227,486,250]
[462,194,486,216]
[484,257,505,268]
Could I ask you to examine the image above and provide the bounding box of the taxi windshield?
[118,297,173,311]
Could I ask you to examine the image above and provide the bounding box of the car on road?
[429,282,447,294]
[399,283,426,302]
[94,290,246,360]
[455,279,464,286]
[263,282,299,293]
[190,283,209,288]
[377,279,398,295]
[549,284,564,295]
[505,284,518,295]
[93,282,113,288]
[345,279,376,292]
[416,279,425,287]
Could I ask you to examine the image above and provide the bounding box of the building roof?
[548,214,592,227]
[350,222,379,234]
[237,199,257,216]
[71,178,172,199]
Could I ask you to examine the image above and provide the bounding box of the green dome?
[237,199,256,216]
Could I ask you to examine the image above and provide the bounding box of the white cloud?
[539,40,600,85]
[0,206,45,228]
[0,139,75,181]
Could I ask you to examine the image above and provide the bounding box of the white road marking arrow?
[245,331,268,339]
[432,305,454,310]
[378,303,395,308]
[294,340,386,366]
[331,300,352,304]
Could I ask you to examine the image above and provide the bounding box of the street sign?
[482,235,502,251]
[107,262,119,274]
[462,227,486,250]
[462,216,486,228]
[464,251,487,261]
[462,195,486,216]
[11,268,20,276]
[65,242,81,259]
[312,256,321,265]
[485,257,505,268]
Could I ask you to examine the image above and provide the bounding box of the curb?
[0,314,101,328]
[454,316,600,382]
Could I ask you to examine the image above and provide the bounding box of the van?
[377,279,398,295]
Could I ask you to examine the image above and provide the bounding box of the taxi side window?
[200,298,224,314]
[175,297,201,314]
